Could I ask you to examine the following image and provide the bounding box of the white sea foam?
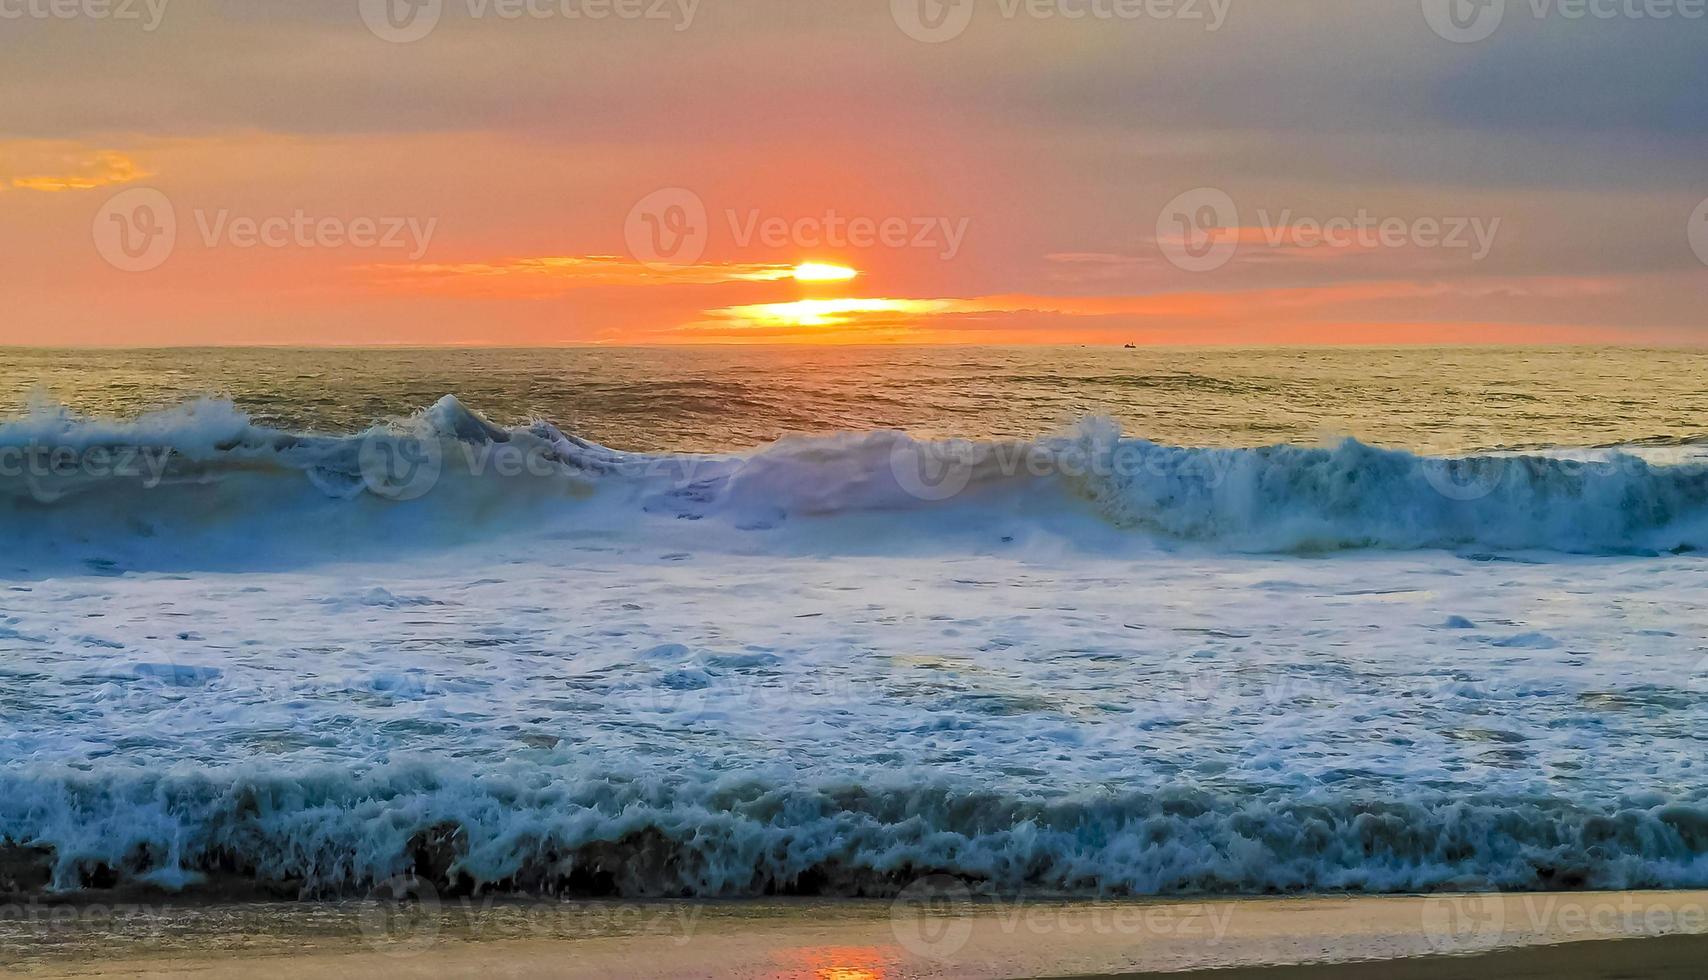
[1,396,1706,571]
[3,399,1708,897]
[6,764,1708,896]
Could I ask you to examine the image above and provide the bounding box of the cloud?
[360,255,845,293]
[1042,252,1158,283]
[681,275,1631,343]
[1,143,147,192]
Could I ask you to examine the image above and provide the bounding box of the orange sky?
[1,2,1704,346]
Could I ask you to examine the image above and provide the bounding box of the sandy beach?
[5,891,1707,979]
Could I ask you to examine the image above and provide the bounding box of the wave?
[4,763,1708,897]
[3,395,1708,566]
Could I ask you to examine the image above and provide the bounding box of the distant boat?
[1124,343,1137,349]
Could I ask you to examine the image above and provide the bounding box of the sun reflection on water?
[772,945,893,980]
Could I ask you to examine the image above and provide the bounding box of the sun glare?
[720,297,949,328]
[791,263,859,282]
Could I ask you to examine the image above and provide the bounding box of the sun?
[791,262,858,282]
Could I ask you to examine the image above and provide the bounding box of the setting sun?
[715,297,947,328]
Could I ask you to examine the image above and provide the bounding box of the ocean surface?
[3,346,1708,899]
[6,346,1708,453]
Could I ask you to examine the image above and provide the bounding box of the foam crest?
[4,397,1708,564]
[4,765,1707,897]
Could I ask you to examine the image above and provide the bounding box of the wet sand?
[3,892,1707,979]
[1069,933,1708,978]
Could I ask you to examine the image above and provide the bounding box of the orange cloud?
[362,255,858,294]
[2,144,148,192]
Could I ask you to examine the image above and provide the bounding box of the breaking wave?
[5,764,1708,898]
[3,394,1708,565]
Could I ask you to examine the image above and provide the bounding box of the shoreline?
[5,891,1708,979]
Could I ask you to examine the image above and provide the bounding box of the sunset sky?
[1,0,1705,346]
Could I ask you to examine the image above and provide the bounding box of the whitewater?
[3,393,1708,899]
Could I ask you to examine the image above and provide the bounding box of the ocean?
[3,346,1708,899]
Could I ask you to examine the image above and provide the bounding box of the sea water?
[2,346,1707,897]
